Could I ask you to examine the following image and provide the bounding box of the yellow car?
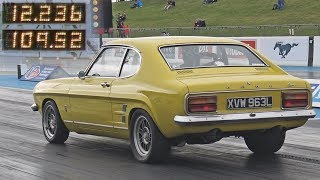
[32,36,316,163]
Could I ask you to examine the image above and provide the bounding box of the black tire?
[130,109,171,163]
[42,100,69,144]
[244,126,286,154]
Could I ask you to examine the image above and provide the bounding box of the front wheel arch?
[42,98,55,113]
[42,100,70,143]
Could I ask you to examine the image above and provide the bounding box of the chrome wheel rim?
[43,105,57,139]
[133,116,152,157]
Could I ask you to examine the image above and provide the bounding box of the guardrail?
[103,24,320,38]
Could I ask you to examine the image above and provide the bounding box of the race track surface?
[0,87,320,180]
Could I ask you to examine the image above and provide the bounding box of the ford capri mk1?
[31,36,316,163]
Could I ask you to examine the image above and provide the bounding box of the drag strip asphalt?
[0,87,320,180]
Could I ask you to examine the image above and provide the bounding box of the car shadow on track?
[39,137,285,179]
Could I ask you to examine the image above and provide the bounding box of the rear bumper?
[174,109,316,125]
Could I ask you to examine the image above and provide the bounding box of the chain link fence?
[104,24,320,38]
[1,24,319,74]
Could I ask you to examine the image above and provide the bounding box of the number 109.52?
[4,30,85,50]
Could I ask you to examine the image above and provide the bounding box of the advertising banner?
[306,79,320,108]
[258,36,309,66]
[313,36,320,67]
[20,65,69,82]
[231,37,257,49]
[241,40,257,49]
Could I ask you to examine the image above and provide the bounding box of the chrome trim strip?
[63,120,73,123]
[73,121,113,128]
[102,44,141,53]
[68,121,128,130]
[31,103,38,111]
[114,126,128,130]
[174,109,316,125]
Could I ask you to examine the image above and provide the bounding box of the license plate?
[227,96,272,109]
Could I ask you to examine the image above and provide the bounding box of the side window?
[120,49,141,77]
[87,47,126,77]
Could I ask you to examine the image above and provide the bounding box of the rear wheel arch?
[128,106,166,137]
[129,108,171,163]
[128,107,154,128]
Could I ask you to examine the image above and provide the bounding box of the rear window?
[160,44,266,70]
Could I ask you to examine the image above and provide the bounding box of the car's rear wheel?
[42,100,69,144]
[244,126,286,154]
[130,109,171,163]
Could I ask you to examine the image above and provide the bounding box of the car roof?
[104,36,242,47]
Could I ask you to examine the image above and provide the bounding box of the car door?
[68,46,127,132]
[109,49,142,134]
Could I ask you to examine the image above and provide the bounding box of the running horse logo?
[273,42,299,59]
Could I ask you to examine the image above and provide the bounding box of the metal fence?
[103,24,320,38]
[1,24,319,73]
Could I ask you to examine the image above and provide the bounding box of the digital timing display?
[3,30,86,50]
[2,3,85,23]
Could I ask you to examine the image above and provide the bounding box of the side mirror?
[77,70,86,80]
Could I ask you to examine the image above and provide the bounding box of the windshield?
[160,44,266,70]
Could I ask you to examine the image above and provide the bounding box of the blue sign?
[20,65,68,82]
[310,83,320,93]
[313,86,320,104]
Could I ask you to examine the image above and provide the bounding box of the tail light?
[188,96,217,113]
[282,92,309,108]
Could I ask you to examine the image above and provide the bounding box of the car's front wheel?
[130,109,171,163]
[244,126,286,154]
[42,100,69,144]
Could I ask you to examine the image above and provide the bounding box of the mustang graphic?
[274,42,299,59]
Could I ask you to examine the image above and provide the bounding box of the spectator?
[272,0,285,10]
[117,12,127,22]
[161,31,170,36]
[164,0,176,11]
[116,20,125,37]
[131,0,143,8]
[278,0,285,10]
[122,23,130,38]
[194,19,206,29]
[203,0,217,5]
[272,3,278,10]
[107,28,114,38]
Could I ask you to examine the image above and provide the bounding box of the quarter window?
[120,49,141,77]
[87,47,126,77]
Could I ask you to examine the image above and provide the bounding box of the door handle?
[101,82,111,88]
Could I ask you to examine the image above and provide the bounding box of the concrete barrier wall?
[0,36,319,73]
[313,36,320,67]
